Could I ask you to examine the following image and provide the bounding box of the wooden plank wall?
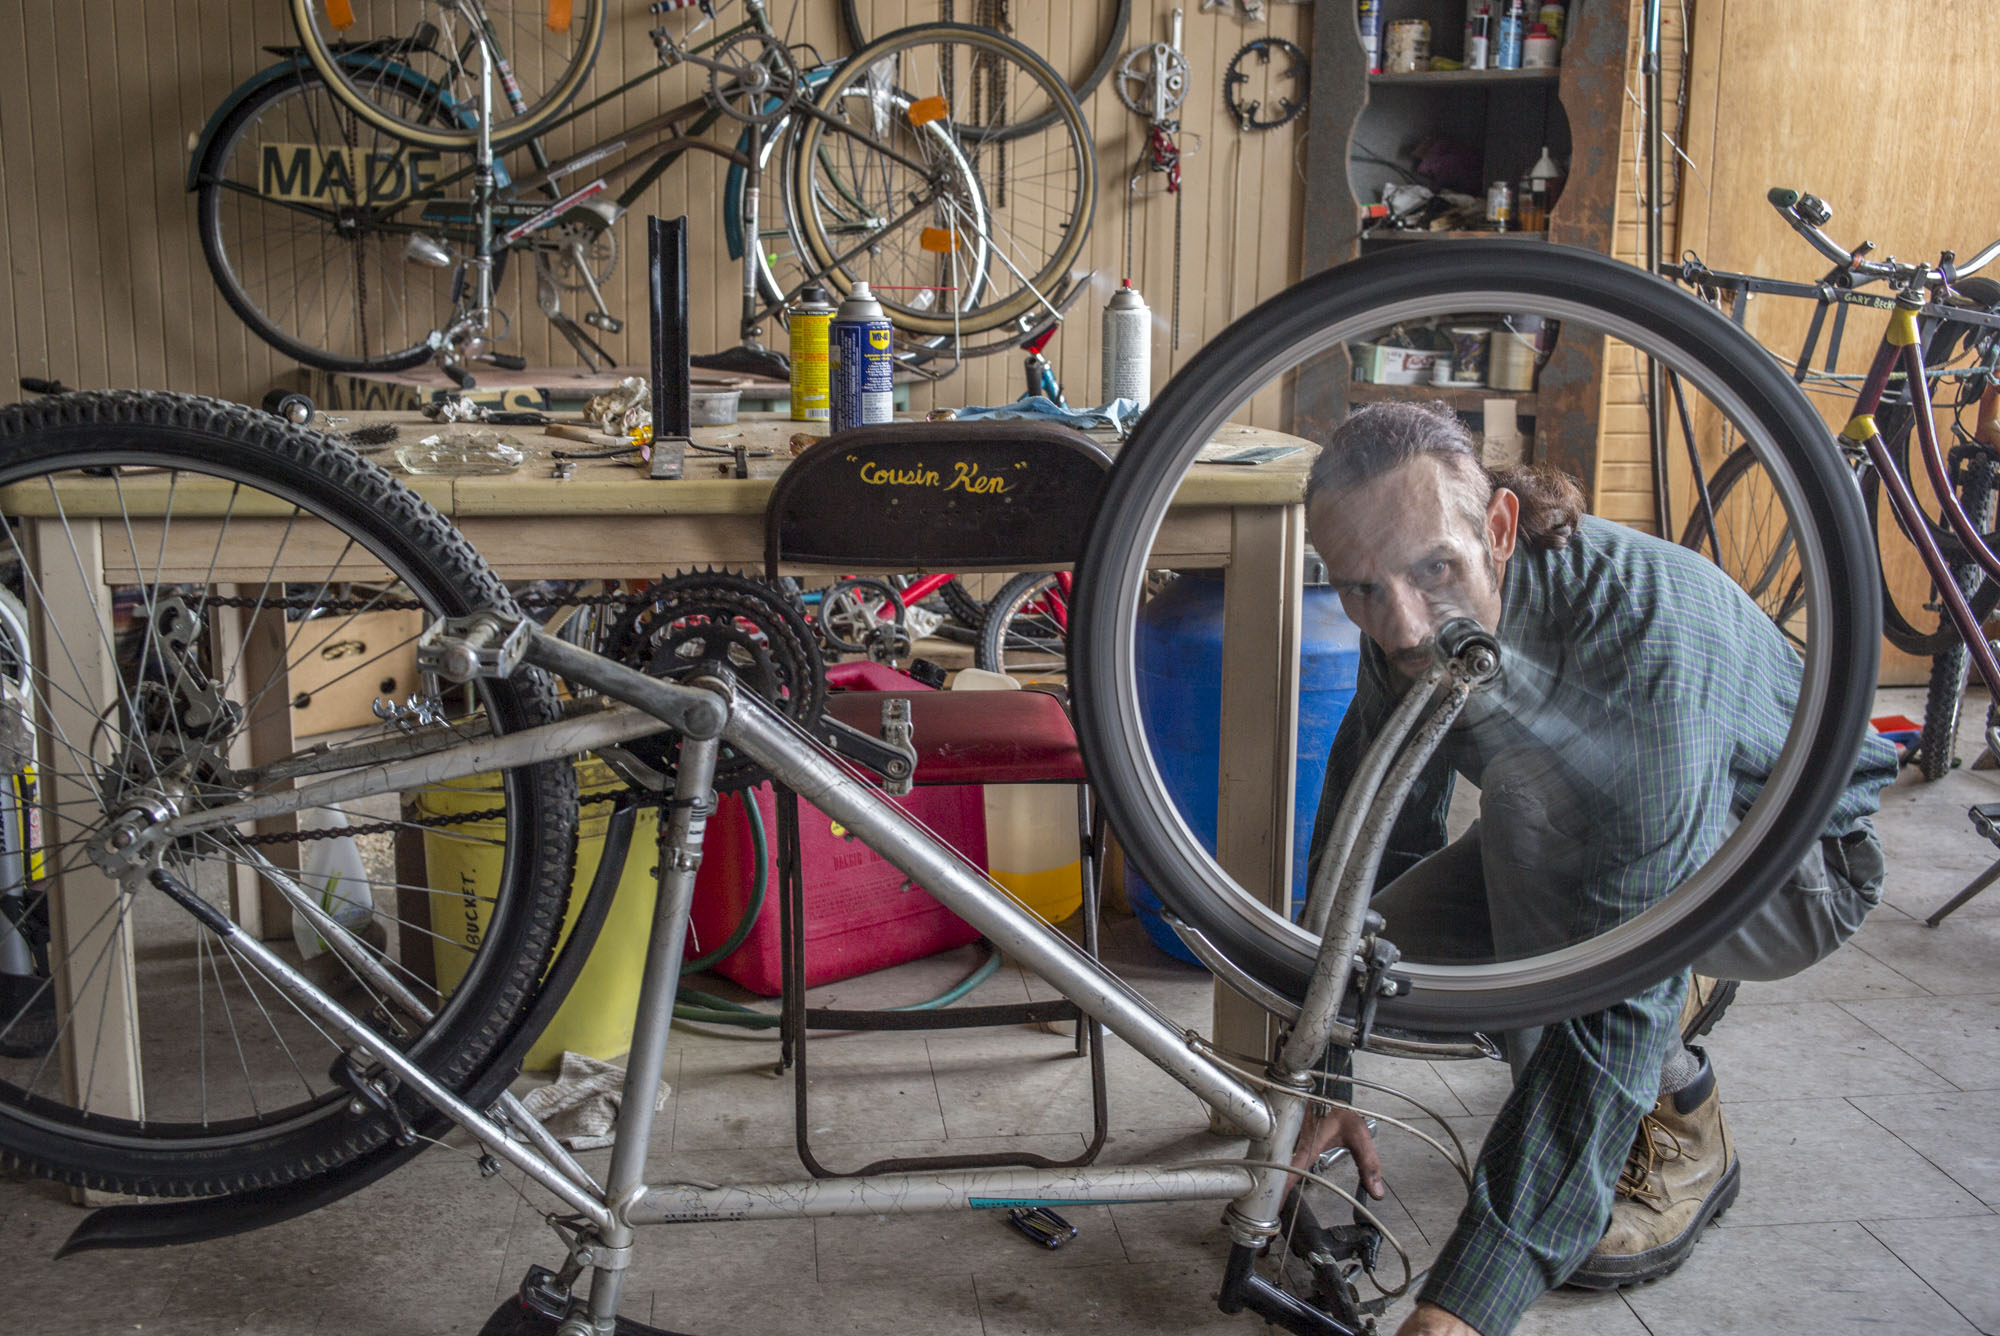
[1641,0,2000,680]
[0,1,1311,427]
[1586,0,1689,532]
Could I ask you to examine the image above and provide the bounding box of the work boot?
[1680,972,1737,1042]
[1566,1049,1740,1289]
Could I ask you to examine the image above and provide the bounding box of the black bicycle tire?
[1918,450,1995,779]
[288,0,606,152]
[1072,242,1881,1034]
[0,391,575,1197]
[938,576,990,628]
[790,22,1097,338]
[1677,443,1809,651]
[196,68,447,374]
[836,0,1130,139]
[974,570,1066,675]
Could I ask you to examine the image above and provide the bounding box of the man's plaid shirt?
[1309,514,1897,1333]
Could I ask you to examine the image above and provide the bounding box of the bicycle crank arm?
[144,866,617,1233]
[1215,1243,1369,1335]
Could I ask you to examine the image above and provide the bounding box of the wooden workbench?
[13,409,1316,1132]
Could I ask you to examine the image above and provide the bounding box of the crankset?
[601,569,825,791]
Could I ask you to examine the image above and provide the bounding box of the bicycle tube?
[1072,243,1880,1034]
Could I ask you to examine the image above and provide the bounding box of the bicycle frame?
[118,605,1499,1335]
[1669,256,2000,711]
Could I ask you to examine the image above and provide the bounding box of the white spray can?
[1101,281,1153,410]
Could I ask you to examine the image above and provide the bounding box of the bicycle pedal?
[583,311,624,334]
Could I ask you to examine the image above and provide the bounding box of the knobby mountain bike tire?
[0,392,576,1197]
[1919,449,1997,779]
[1073,242,1882,1034]
[196,66,470,373]
[289,0,606,152]
[837,0,1130,138]
[790,23,1096,338]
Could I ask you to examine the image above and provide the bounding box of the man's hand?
[1395,1301,1479,1335]
[1289,1106,1385,1200]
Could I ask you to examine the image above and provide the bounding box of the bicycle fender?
[186,56,477,193]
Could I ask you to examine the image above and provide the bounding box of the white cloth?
[518,1051,669,1151]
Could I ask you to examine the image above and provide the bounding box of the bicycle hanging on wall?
[193,0,1098,384]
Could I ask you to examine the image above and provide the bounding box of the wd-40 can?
[829,282,894,431]
[788,284,836,422]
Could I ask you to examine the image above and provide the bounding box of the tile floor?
[3,686,1998,1335]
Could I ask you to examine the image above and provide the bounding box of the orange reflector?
[547,0,573,33]
[920,228,962,254]
[323,0,356,31]
[907,96,949,127]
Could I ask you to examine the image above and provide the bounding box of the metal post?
[649,215,692,479]
[1644,0,1672,537]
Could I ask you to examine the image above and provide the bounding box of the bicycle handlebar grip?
[1767,186,1801,211]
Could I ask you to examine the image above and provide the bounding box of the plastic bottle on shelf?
[1522,22,1559,67]
[1465,3,1491,70]
[1495,0,1525,69]
[1360,0,1383,74]
[1537,1,1565,41]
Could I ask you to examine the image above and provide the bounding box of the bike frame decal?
[501,178,609,245]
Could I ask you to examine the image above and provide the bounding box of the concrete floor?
[4,684,1999,1335]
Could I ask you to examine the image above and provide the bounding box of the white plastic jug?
[291,807,373,961]
[950,668,1084,924]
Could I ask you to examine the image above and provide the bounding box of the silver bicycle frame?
[140,621,1482,1332]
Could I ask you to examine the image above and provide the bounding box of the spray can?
[1102,281,1153,409]
[1358,0,1383,73]
[787,284,835,422]
[1495,0,1525,68]
[829,282,893,432]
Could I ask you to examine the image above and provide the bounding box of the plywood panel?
[1646,0,2000,683]
[0,2,1312,436]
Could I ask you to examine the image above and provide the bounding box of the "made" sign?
[260,142,445,206]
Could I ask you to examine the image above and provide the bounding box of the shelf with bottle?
[1369,67,1558,86]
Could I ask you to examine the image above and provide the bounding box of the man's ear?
[1487,485,1520,564]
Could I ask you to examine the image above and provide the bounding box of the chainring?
[706,29,799,126]
[1223,37,1308,131]
[602,569,826,791]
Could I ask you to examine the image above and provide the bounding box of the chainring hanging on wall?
[1222,37,1308,131]
[601,569,826,791]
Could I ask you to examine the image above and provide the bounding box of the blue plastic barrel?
[1128,571,1362,964]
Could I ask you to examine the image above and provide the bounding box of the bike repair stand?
[649,216,692,480]
[1209,619,1501,1334]
[1927,800,2000,925]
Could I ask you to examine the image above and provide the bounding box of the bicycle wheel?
[1678,444,1809,652]
[1073,242,1881,1033]
[836,0,1130,136]
[975,571,1067,682]
[196,66,466,372]
[790,23,1096,338]
[289,0,605,151]
[1918,450,1996,780]
[0,392,575,1197]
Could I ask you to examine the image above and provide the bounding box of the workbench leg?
[214,595,298,939]
[30,520,146,1144]
[1212,504,1305,1108]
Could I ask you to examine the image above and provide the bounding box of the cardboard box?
[286,607,425,737]
[1351,342,1446,385]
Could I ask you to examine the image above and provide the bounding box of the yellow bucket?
[418,759,659,1071]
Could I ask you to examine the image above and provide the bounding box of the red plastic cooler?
[687,774,987,997]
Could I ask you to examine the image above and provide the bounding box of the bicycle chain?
[237,784,646,847]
